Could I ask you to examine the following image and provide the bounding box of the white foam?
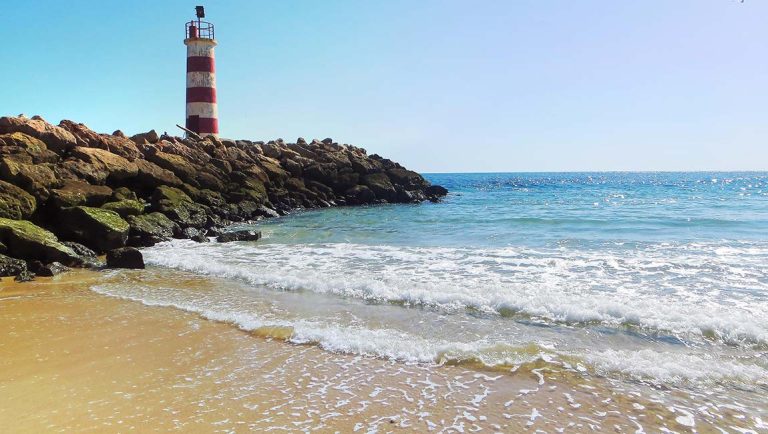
[90,279,768,386]
[139,239,768,346]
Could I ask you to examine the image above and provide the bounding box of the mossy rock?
[0,180,36,219]
[101,200,144,217]
[57,206,130,252]
[151,186,208,228]
[0,218,80,265]
[126,212,179,246]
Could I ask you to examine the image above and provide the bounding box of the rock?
[345,185,375,204]
[62,241,96,257]
[191,232,210,243]
[57,206,130,252]
[216,230,262,243]
[14,270,35,282]
[322,138,334,145]
[49,180,113,208]
[101,199,144,217]
[0,156,59,198]
[425,185,448,198]
[106,247,145,269]
[0,180,36,219]
[130,129,159,144]
[0,132,58,163]
[386,168,428,190]
[0,253,27,277]
[0,116,78,155]
[126,212,179,246]
[362,172,397,201]
[112,186,137,201]
[133,159,183,189]
[28,261,70,277]
[151,186,208,228]
[58,120,142,161]
[146,151,197,182]
[70,147,139,182]
[0,218,81,265]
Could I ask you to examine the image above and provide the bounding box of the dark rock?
[425,185,449,198]
[191,232,210,243]
[61,241,97,259]
[14,269,35,282]
[106,247,145,269]
[29,261,70,277]
[345,185,375,204]
[126,212,179,246]
[216,230,262,243]
[362,172,397,201]
[0,253,27,277]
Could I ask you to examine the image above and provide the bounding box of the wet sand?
[0,272,755,432]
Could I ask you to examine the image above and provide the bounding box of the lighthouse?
[184,6,218,137]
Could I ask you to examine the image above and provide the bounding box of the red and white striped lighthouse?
[184,6,218,137]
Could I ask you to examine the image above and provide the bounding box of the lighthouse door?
[187,115,200,133]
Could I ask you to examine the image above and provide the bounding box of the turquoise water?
[94,172,768,417]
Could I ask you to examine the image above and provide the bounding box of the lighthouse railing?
[186,21,215,40]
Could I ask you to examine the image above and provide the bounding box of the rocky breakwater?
[0,114,447,280]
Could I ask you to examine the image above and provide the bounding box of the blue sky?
[2,1,766,172]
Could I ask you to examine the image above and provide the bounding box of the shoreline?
[2,270,757,432]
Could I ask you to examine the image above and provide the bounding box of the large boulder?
[126,212,180,246]
[49,180,113,208]
[0,116,78,155]
[106,247,145,269]
[150,186,208,228]
[0,180,36,219]
[0,218,81,265]
[0,253,27,277]
[345,185,375,204]
[57,206,130,252]
[386,168,428,190]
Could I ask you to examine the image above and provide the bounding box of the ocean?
[92,172,768,429]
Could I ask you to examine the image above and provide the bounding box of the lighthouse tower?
[184,6,218,137]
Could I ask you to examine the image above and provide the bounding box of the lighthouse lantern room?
[184,6,218,137]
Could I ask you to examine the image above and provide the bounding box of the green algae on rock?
[57,206,130,252]
[0,218,80,265]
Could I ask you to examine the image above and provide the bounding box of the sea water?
[92,172,768,427]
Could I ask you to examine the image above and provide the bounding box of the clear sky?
[1,1,766,172]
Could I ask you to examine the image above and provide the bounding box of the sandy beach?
[3,271,761,433]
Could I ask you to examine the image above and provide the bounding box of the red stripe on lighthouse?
[186,87,217,103]
[196,117,219,133]
[186,56,215,72]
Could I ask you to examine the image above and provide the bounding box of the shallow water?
[93,172,768,430]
